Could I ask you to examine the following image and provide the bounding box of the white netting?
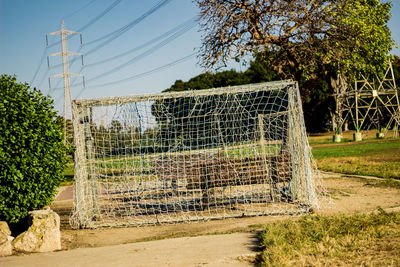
[71,80,317,228]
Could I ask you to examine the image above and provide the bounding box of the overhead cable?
[47,0,122,49]
[53,17,195,70]
[83,0,172,54]
[73,53,195,98]
[33,0,121,85]
[63,0,99,20]
[86,17,196,68]
[69,18,195,89]
[30,48,48,84]
[76,0,122,32]
[85,22,195,83]
[50,0,173,70]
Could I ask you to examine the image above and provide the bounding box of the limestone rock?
[12,209,61,253]
[0,221,13,256]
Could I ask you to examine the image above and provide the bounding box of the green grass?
[62,136,400,184]
[312,140,400,159]
[312,140,400,179]
[258,210,400,266]
[68,142,283,177]
[308,129,399,146]
[61,156,74,185]
[308,136,353,146]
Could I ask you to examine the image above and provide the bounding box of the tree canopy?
[195,0,394,81]
[191,0,396,132]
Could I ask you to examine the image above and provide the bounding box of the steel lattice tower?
[47,20,84,145]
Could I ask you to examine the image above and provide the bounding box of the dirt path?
[1,233,258,267]
[1,173,399,266]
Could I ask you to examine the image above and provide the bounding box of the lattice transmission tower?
[333,61,400,141]
[47,20,85,145]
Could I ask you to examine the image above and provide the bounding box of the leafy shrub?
[0,74,67,224]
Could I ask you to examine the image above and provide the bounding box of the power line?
[69,66,85,90]
[39,68,50,91]
[50,0,174,71]
[74,53,195,98]
[83,0,172,54]
[30,48,48,84]
[63,0,99,20]
[84,0,170,46]
[34,0,120,87]
[76,0,122,32]
[84,22,195,83]
[85,17,196,68]
[52,17,195,70]
[68,19,195,89]
[65,21,195,90]
[46,0,122,49]
[96,53,195,87]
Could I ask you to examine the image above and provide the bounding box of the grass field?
[257,209,400,266]
[62,157,74,185]
[61,142,283,184]
[311,138,400,179]
[308,129,399,146]
[62,131,400,183]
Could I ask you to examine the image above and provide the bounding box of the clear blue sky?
[1,0,399,114]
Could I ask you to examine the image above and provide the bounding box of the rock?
[12,209,61,253]
[0,221,13,256]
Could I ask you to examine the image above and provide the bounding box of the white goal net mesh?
[71,80,317,228]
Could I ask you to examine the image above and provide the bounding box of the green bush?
[0,74,67,224]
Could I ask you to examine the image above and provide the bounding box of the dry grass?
[316,157,400,179]
[258,210,400,267]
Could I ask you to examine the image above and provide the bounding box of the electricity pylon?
[47,20,85,145]
[333,61,400,141]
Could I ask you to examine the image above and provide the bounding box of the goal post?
[70,80,317,228]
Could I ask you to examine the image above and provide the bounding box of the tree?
[195,0,394,81]
[0,75,67,224]
[163,69,250,92]
[195,0,394,131]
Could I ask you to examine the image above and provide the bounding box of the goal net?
[71,80,317,228]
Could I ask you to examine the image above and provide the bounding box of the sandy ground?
[1,172,399,267]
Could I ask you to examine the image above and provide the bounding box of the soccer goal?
[70,80,317,228]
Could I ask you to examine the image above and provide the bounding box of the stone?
[0,221,13,256]
[353,132,362,141]
[333,134,341,143]
[12,209,61,253]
